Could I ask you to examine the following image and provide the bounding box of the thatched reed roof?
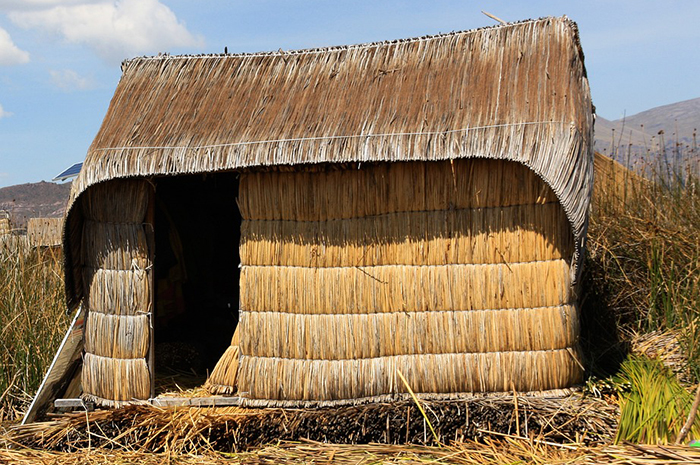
[64,16,593,310]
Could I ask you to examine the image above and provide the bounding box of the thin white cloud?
[49,68,94,91]
[7,0,204,63]
[0,103,12,118]
[0,26,29,65]
[0,0,101,10]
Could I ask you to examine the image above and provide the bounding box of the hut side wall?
[0,218,10,236]
[210,159,582,404]
[80,180,152,405]
[27,218,63,248]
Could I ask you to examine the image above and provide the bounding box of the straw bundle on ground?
[79,179,152,405]
[630,330,690,383]
[6,440,700,465]
[27,218,63,248]
[8,395,617,452]
[209,159,582,404]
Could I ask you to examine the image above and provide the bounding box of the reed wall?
[0,218,9,236]
[27,218,63,248]
[592,152,650,212]
[209,159,581,404]
[80,179,152,406]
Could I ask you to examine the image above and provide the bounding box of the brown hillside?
[0,181,72,230]
[594,97,699,155]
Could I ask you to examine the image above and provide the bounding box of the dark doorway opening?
[153,172,241,393]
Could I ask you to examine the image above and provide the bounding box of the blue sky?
[0,0,698,188]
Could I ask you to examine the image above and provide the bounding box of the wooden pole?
[481,11,506,25]
[676,384,700,444]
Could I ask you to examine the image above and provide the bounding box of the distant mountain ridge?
[0,181,72,230]
[594,97,699,156]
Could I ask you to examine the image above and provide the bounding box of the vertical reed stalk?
[0,239,68,421]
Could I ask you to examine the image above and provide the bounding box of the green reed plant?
[615,356,700,444]
[0,239,69,422]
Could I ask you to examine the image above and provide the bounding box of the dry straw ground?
[4,440,700,465]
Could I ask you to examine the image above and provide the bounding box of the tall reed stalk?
[585,138,700,379]
[0,239,68,422]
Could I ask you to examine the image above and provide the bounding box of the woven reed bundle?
[238,306,579,360]
[85,268,149,316]
[241,203,571,267]
[238,160,559,220]
[238,261,573,316]
[83,312,149,358]
[81,353,150,404]
[234,351,581,402]
[26,217,63,247]
[79,179,152,405]
[81,220,149,270]
[63,17,593,312]
[210,159,582,404]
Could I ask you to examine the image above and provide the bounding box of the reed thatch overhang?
[63,16,594,310]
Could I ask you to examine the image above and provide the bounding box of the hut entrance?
[153,172,241,392]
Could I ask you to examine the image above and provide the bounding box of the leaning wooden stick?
[676,383,700,444]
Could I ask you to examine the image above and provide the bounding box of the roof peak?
[121,16,569,68]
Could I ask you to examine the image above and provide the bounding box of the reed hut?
[61,16,594,407]
[27,218,63,248]
[0,218,9,237]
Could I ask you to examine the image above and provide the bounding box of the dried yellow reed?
[82,353,150,402]
[84,312,149,359]
[85,268,150,315]
[240,261,572,315]
[238,159,559,221]
[238,305,579,360]
[240,203,572,267]
[235,349,582,401]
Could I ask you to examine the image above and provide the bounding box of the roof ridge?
[121,16,569,68]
